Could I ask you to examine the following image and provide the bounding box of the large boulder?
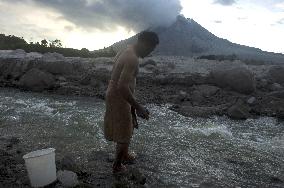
[209,67,256,94]
[37,52,77,75]
[0,58,31,80]
[267,66,284,85]
[194,85,220,97]
[38,61,75,75]
[227,99,251,119]
[254,96,284,119]
[19,68,55,91]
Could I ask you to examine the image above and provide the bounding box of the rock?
[18,68,55,91]
[210,67,256,94]
[176,90,188,102]
[255,97,284,118]
[129,168,146,185]
[0,58,30,80]
[195,85,220,97]
[267,91,284,99]
[38,60,75,75]
[191,90,204,104]
[144,64,158,72]
[267,66,284,85]
[35,52,80,75]
[172,102,230,118]
[9,49,26,59]
[140,59,157,67]
[60,155,79,173]
[26,52,43,59]
[258,79,268,89]
[42,52,65,62]
[57,76,67,82]
[227,100,251,119]
[270,83,283,91]
[247,97,256,105]
[57,170,79,187]
[179,90,187,97]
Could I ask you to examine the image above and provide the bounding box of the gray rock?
[144,64,158,72]
[227,100,251,119]
[267,91,284,99]
[210,67,256,94]
[18,68,55,91]
[9,49,26,59]
[173,102,230,118]
[195,85,219,97]
[191,90,204,104]
[270,83,283,91]
[0,58,31,80]
[57,170,79,187]
[267,66,284,85]
[128,167,146,185]
[38,61,75,75]
[140,59,157,67]
[175,90,188,103]
[42,52,65,62]
[57,76,67,82]
[247,97,256,105]
[179,90,187,98]
[259,79,268,87]
[255,97,284,118]
[60,155,79,173]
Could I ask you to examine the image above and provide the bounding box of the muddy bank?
[0,136,149,188]
[0,50,284,119]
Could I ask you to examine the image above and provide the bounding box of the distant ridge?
[109,15,284,64]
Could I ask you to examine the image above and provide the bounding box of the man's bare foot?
[113,163,127,174]
[123,152,137,164]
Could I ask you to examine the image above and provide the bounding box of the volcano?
[109,15,284,64]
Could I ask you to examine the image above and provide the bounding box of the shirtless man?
[104,31,159,173]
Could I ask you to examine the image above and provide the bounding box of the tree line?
[0,34,116,58]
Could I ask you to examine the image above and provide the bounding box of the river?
[0,88,283,187]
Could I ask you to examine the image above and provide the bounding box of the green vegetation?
[0,34,116,58]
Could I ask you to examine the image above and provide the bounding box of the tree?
[49,39,62,48]
[41,39,48,47]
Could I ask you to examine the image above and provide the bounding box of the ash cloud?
[214,0,236,6]
[277,18,284,24]
[21,0,182,32]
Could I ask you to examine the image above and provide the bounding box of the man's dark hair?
[138,31,159,46]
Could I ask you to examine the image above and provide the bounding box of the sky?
[0,0,283,53]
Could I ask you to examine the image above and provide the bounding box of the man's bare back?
[110,46,138,93]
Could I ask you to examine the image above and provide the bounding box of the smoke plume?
[31,0,182,31]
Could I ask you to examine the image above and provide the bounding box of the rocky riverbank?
[0,49,284,120]
[0,136,149,187]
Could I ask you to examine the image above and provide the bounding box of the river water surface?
[0,88,283,187]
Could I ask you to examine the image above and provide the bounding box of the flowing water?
[0,88,283,187]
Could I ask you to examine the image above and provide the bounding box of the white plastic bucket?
[23,148,56,187]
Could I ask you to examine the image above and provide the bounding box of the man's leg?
[113,142,129,173]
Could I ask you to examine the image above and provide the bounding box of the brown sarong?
[104,80,134,143]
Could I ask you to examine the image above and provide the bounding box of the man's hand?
[136,104,149,120]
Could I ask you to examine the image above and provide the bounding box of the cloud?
[237,17,248,20]
[214,0,236,6]
[277,18,284,24]
[5,0,182,32]
[214,20,222,23]
[64,25,75,32]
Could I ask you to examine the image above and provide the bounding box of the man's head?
[135,31,159,58]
